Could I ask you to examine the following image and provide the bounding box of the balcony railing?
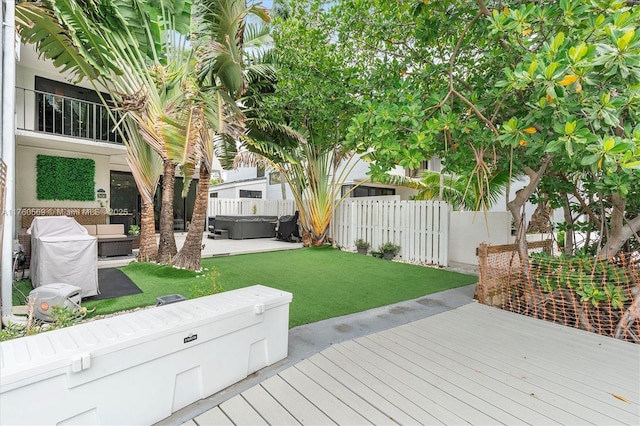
[15,87,124,145]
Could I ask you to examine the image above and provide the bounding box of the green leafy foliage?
[336,0,640,256]
[36,155,95,201]
[0,305,89,341]
[354,239,370,249]
[530,252,630,309]
[379,242,401,255]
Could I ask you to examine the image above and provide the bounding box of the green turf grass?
[203,246,476,327]
[12,247,477,328]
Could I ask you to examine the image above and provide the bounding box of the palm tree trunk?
[172,164,210,271]
[157,159,178,264]
[137,197,158,262]
[280,171,287,199]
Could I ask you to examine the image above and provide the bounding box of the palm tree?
[168,0,270,270]
[379,169,511,211]
[15,0,192,262]
[216,9,367,247]
[234,134,364,246]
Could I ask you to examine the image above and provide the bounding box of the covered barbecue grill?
[29,216,99,298]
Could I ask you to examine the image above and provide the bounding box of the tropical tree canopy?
[335,0,640,258]
[230,0,370,246]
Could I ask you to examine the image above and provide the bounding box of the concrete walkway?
[97,232,304,269]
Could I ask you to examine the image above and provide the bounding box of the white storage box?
[0,285,292,425]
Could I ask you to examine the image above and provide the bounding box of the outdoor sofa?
[82,224,133,257]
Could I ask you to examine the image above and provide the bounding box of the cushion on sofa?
[96,224,125,236]
[82,224,97,236]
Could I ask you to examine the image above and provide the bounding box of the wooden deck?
[185,303,640,425]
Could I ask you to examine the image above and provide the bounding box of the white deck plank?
[384,325,603,425]
[415,304,640,398]
[309,352,428,425]
[403,305,640,423]
[279,364,373,425]
[334,341,478,425]
[241,385,301,425]
[396,323,639,424]
[318,346,443,424]
[218,395,268,425]
[192,407,233,426]
[338,338,505,425]
[443,303,640,385]
[194,302,639,426]
[260,374,337,425]
[294,358,399,425]
[358,333,529,425]
[365,329,558,425]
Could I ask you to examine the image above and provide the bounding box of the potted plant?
[355,239,370,255]
[128,224,140,249]
[379,242,400,260]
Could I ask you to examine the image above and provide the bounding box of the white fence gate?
[332,199,449,266]
[208,198,296,218]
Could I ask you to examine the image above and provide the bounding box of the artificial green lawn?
[14,247,477,328]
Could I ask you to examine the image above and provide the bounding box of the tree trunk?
[562,194,574,256]
[527,200,553,234]
[172,164,210,271]
[157,159,178,264]
[137,197,157,262]
[280,171,287,200]
[599,213,640,259]
[506,158,554,265]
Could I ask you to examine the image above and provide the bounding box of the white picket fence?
[207,198,449,266]
[207,198,297,217]
[332,199,450,266]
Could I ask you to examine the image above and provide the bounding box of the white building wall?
[209,179,267,199]
[218,159,418,201]
[223,166,260,182]
[448,211,512,265]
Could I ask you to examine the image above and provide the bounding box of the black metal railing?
[15,87,124,144]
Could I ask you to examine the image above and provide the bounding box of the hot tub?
[214,215,278,239]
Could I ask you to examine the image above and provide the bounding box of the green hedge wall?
[36,155,95,201]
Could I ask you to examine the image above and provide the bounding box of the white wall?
[219,159,419,201]
[18,43,109,93]
[448,211,512,265]
[209,179,267,199]
[223,166,260,182]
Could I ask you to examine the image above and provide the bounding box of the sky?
[255,0,273,9]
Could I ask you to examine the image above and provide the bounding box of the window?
[405,158,441,177]
[257,166,265,178]
[239,190,262,199]
[342,185,395,198]
[35,76,122,144]
[209,192,218,198]
[269,172,282,185]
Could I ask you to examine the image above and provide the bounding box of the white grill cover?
[29,216,99,298]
